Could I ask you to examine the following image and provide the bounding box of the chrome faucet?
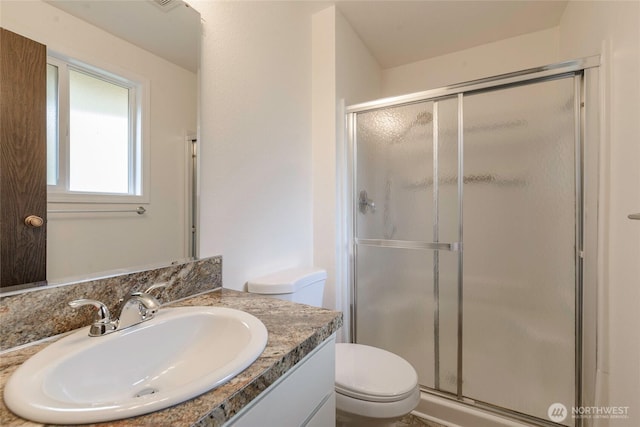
[117,283,168,330]
[68,299,117,337]
[69,282,170,337]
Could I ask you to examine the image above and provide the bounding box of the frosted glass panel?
[436,97,459,244]
[437,250,458,394]
[356,102,434,241]
[356,246,435,388]
[462,78,576,424]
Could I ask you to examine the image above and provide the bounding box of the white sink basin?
[4,306,268,424]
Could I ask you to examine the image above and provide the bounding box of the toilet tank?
[247,268,327,307]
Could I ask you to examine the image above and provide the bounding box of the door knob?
[24,215,44,228]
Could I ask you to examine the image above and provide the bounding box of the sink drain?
[134,387,159,398]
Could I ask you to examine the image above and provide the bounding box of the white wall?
[193,0,381,301]
[381,27,560,97]
[192,0,316,291]
[559,2,640,425]
[335,11,382,105]
[1,0,196,283]
[311,6,381,324]
[311,7,338,308]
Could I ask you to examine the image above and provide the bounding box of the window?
[47,54,147,202]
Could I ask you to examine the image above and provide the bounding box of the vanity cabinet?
[226,335,336,426]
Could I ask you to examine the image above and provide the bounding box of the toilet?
[247,268,420,426]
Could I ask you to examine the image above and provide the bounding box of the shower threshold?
[414,390,568,427]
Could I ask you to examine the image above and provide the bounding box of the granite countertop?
[0,289,343,427]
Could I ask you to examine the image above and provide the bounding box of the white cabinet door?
[228,335,335,427]
[305,391,335,427]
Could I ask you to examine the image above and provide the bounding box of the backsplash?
[0,256,222,351]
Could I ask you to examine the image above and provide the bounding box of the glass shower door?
[350,71,581,426]
[461,77,577,423]
[354,98,460,392]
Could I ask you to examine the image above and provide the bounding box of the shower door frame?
[344,56,600,427]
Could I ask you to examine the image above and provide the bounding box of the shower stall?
[345,58,599,427]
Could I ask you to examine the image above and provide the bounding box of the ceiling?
[45,0,569,73]
[335,0,569,69]
[45,0,200,72]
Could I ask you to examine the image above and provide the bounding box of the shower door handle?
[358,190,376,214]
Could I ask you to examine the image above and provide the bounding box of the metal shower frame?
[344,56,600,427]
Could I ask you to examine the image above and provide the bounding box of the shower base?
[413,391,535,427]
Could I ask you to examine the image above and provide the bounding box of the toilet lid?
[335,343,418,403]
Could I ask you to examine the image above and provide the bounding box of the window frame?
[46,52,149,204]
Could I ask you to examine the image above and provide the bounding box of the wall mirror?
[0,0,200,293]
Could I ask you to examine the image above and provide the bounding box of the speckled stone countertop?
[0,289,342,427]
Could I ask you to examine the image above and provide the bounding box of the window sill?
[47,192,148,205]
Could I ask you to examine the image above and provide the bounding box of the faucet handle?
[130,282,171,305]
[68,299,117,337]
[117,283,170,329]
[69,299,112,320]
[142,282,170,294]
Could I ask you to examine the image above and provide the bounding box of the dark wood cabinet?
[0,28,47,288]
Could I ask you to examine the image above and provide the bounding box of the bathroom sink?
[4,306,268,424]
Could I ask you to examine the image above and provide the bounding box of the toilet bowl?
[248,268,420,426]
[335,343,420,426]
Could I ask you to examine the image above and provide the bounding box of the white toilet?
[247,268,420,426]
